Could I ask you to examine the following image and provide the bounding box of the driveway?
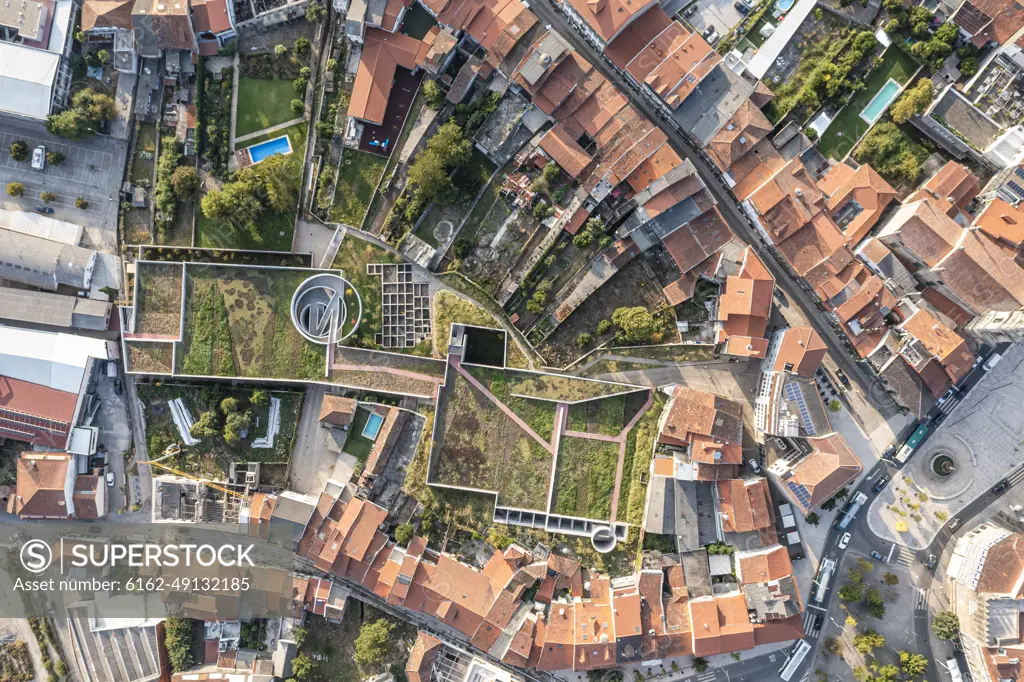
[0,115,127,251]
[288,386,356,494]
[93,370,132,514]
[678,0,746,42]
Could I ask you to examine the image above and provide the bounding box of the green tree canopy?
[171,165,199,200]
[164,618,195,672]
[890,78,934,124]
[191,411,220,438]
[838,582,864,602]
[932,610,960,640]
[852,629,885,654]
[354,619,396,667]
[900,650,928,677]
[612,306,655,343]
[395,523,414,545]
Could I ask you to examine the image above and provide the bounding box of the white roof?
[48,0,74,56]
[746,0,819,80]
[0,324,108,393]
[0,207,83,245]
[0,42,58,119]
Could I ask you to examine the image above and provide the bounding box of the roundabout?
[290,273,361,344]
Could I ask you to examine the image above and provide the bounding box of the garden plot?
[133,262,184,336]
[551,436,620,519]
[566,391,649,437]
[172,263,326,380]
[331,233,404,348]
[331,151,387,227]
[464,365,641,403]
[125,342,174,374]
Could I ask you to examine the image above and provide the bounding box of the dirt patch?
[134,262,184,336]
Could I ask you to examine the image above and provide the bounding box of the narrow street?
[528,0,902,435]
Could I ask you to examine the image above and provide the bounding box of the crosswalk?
[1006,465,1024,487]
[937,394,962,415]
[802,610,819,637]
[913,586,928,611]
[893,547,916,567]
[695,672,717,682]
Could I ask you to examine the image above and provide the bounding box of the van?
[31,145,45,170]
[984,352,1003,371]
[107,360,117,378]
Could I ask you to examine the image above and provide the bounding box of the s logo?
[20,540,52,574]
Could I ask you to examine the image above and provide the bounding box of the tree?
[219,397,239,415]
[845,613,858,627]
[526,300,544,315]
[395,523,414,545]
[542,162,561,183]
[828,399,841,411]
[875,664,900,682]
[853,629,885,654]
[533,202,553,220]
[46,109,87,138]
[597,319,612,335]
[251,389,269,406]
[274,44,287,56]
[293,77,308,92]
[294,36,311,56]
[423,79,445,108]
[821,497,838,511]
[290,653,316,680]
[191,411,219,438]
[164,618,195,672]
[9,140,27,161]
[40,191,56,203]
[960,57,979,77]
[824,636,841,656]
[692,659,709,673]
[171,166,199,200]
[326,58,338,71]
[882,572,899,586]
[866,587,886,618]
[300,66,312,79]
[573,230,594,248]
[75,197,89,209]
[852,666,872,682]
[223,410,252,443]
[900,650,928,677]
[804,126,818,141]
[71,88,116,125]
[6,182,24,197]
[202,181,262,226]
[838,582,864,602]
[805,512,821,526]
[577,333,593,349]
[46,151,65,165]
[453,238,473,258]
[238,152,301,212]
[932,610,960,640]
[305,0,325,21]
[612,306,656,343]
[354,619,395,667]
[935,21,959,43]
[97,48,111,64]
[291,98,305,114]
[891,78,934,124]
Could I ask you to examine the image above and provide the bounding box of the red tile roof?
[716,246,773,355]
[539,124,594,178]
[350,29,432,125]
[603,4,672,68]
[563,0,659,44]
[0,375,76,448]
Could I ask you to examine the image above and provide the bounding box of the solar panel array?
[786,481,813,509]
[784,382,817,436]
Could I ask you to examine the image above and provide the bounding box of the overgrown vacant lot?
[331,152,387,227]
[618,394,666,525]
[470,362,556,441]
[134,262,184,336]
[466,365,639,402]
[430,370,551,511]
[331,235,403,348]
[334,346,448,378]
[136,383,301,477]
[175,264,324,380]
[552,436,620,520]
[126,342,174,374]
[329,368,439,397]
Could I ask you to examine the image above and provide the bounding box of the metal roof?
[0,228,97,291]
[0,42,58,119]
[0,324,108,392]
[0,287,110,330]
[0,208,84,245]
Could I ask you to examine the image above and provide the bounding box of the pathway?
[228,53,239,156]
[234,116,307,144]
[452,357,554,454]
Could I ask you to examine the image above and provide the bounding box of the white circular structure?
[591,526,617,554]
[290,273,361,344]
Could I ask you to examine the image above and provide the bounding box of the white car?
[106,471,114,487]
[748,458,761,474]
[31,145,45,170]
[838,532,851,549]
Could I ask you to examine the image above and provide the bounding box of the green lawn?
[331,151,388,227]
[235,77,303,138]
[131,123,157,185]
[342,407,377,461]
[817,47,919,160]
[552,436,620,520]
[331,234,403,347]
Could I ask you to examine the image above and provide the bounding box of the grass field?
[617,394,665,524]
[465,365,639,403]
[430,370,552,510]
[331,151,388,227]
[470,363,557,441]
[432,291,529,368]
[174,264,324,380]
[195,207,295,252]
[331,235,404,347]
[552,436,619,519]
[125,342,174,374]
[131,123,157,185]
[134,262,183,336]
[816,47,919,160]
[235,77,302,138]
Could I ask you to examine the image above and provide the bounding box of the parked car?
[949,518,961,531]
[926,554,937,568]
[938,387,957,405]
[31,145,45,170]
[993,481,1009,495]
[683,2,698,16]
[105,471,114,487]
[932,412,947,426]
[870,550,884,561]
[835,368,851,389]
[35,206,53,215]
[748,458,761,474]
[702,26,719,42]
[838,532,851,549]
[984,352,1003,371]
[872,476,889,493]
[114,378,122,396]
[883,444,896,460]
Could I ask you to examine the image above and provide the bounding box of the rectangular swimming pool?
[860,79,901,125]
[246,135,293,164]
[362,411,385,440]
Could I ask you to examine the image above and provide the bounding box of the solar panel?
[1007,180,1024,200]
[1014,167,1024,181]
[786,481,812,508]
[784,383,817,435]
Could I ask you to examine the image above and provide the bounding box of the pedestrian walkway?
[913,586,928,611]
[893,547,916,568]
[234,116,306,143]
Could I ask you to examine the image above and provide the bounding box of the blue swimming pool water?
[247,135,292,163]
[860,79,901,124]
[777,0,794,11]
[362,412,385,440]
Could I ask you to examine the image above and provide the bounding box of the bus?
[895,424,929,464]
[778,640,811,681]
[813,558,836,603]
[836,491,869,531]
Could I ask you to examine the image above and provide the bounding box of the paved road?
[287,385,333,494]
[531,0,900,429]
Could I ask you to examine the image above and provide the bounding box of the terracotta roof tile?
[350,29,432,125]
[901,308,974,383]
[773,326,826,377]
[540,124,594,178]
[603,5,672,68]
[786,433,862,512]
[736,545,793,584]
[9,452,72,518]
[563,0,659,44]
[975,197,1024,247]
[707,100,773,172]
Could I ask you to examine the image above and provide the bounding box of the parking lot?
[678,0,748,45]
[0,115,127,251]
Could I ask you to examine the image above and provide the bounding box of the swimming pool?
[777,0,794,11]
[246,135,293,164]
[860,79,901,125]
[362,411,385,440]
